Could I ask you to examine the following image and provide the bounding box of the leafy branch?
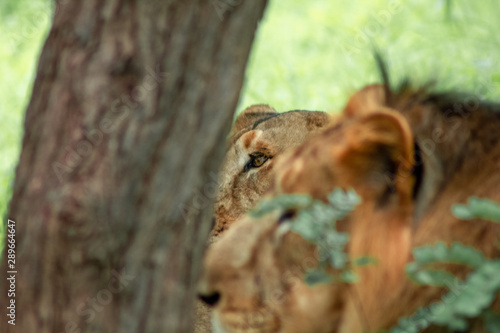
[391,197,500,333]
[251,188,368,285]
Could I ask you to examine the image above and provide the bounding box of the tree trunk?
[1,1,267,332]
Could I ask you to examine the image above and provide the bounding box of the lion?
[195,104,330,333]
[212,104,330,238]
[198,79,500,332]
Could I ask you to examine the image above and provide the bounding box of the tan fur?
[200,84,500,332]
[213,104,330,238]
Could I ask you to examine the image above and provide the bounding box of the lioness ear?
[344,84,386,117]
[339,110,415,203]
[232,104,277,133]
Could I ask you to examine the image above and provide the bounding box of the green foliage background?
[240,0,500,112]
[1,0,500,237]
[0,0,53,240]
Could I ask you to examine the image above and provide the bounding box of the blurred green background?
[0,0,53,242]
[1,0,500,242]
[240,0,500,112]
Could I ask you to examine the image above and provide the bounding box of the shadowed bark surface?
[0,1,267,332]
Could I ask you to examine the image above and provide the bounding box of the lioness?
[199,81,500,332]
[195,104,329,333]
[213,104,330,237]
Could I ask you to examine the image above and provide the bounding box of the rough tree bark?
[1,1,267,332]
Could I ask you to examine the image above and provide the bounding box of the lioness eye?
[244,153,269,172]
[253,155,267,167]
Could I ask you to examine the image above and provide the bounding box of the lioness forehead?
[252,110,328,130]
[229,110,328,147]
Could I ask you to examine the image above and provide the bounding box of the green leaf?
[407,242,485,286]
[340,270,358,283]
[324,230,349,248]
[451,204,476,220]
[328,251,348,269]
[411,242,448,265]
[390,308,431,333]
[327,188,361,213]
[250,194,312,218]
[304,269,333,286]
[409,269,457,287]
[353,256,377,267]
[448,242,485,267]
[411,242,484,270]
[291,214,323,241]
[452,197,500,223]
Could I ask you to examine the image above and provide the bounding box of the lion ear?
[232,104,277,133]
[344,84,386,117]
[338,110,415,202]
